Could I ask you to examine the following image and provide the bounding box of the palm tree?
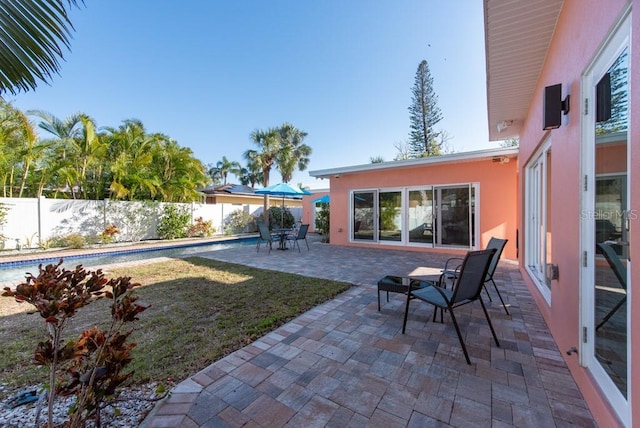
[0,0,84,95]
[104,119,159,200]
[28,110,85,198]
[238,158,263,188]
[244,128,281,222]
[275,123,312,183]
[209,156,241,185]
[0,100,29,196]
[153,139,207,202]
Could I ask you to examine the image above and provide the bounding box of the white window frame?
[524,138,552,305]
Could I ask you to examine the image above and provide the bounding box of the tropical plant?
[28,110,87,198]
[244,128,281,222]
[152,139,208,202]
[187,217,214,238]
[238,158,263,188]
[315,202,330,243]
[106,200,160,242]
[224,209,255,234]
[267,206,294,230]
[0,0,84,95]
[275,123,312,183]
[2,261,147,428]
[209,156,242,185]
[98,224,120,244]
[0,202,8,244]
[408,59,443,157]
[156,204,191,239]
[0,99,47,197]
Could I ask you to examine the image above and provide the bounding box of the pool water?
[0,237,256,283]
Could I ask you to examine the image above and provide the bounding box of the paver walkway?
[139,234,594,427]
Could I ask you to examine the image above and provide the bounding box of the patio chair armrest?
[443,257,464,272]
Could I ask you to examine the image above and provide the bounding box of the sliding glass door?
[408,189,434,244]
[437,186,472,247]
[352,185,476,248]
[353,191,375,241]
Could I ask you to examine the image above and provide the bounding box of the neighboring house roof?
[200,184,257,196]
[309,147,518,179]
[484,0,564,141]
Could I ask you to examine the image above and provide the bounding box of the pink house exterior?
[306,1,638,425]
[484,1,638,426]
[307,147,519,259]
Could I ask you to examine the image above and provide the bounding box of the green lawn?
[0,257,352,395]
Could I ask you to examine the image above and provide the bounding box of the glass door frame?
[579,9,631,424]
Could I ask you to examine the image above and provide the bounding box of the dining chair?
[596,242,627,330]
[402,248,500,364]
[286,224,310,252]
[441,237,509,314]
[256,222,274,253]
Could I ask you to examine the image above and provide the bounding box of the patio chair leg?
[479,296,500,347]
[402,293,412,334]
[490,279,510,315]
[304,238,309,250]
[483,284,493,301]
[447,307,471,365]
[596,295,627,330]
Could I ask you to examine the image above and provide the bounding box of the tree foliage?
[408,60,443,158]
[0,104,208,202]
[0,0,85,95]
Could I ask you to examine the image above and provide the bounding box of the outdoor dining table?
[275,228,293,250]
[377,267,444,311]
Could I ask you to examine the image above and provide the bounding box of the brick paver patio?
[132,234,595,427]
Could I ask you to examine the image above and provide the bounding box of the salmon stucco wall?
[301,190,329,232]
[515,1,637,425]
[317,156,518,259]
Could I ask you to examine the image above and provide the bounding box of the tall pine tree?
[408,60,443,157]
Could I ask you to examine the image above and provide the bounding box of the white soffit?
[484,0,564,141]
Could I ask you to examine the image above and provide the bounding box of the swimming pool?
[0,237,257,283]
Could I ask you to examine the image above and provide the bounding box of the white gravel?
[0,382,165,427]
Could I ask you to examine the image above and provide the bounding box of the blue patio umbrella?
[255,183,312,225]
[313,194,330,204]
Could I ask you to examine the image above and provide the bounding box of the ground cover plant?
[0,257,351,398]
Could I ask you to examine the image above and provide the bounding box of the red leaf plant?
[2,260,149,428]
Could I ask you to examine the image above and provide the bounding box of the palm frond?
[0,0,84,95]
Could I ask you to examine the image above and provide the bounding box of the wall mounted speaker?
[543,83,570,130]
[543,84,562,130]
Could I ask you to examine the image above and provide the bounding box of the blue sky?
[9,1,497,190]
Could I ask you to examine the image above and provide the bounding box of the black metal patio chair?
[441,237,510,314]
[402,248,500,364]
[596,242,627,330]
[256,222,274,253]
[286,224,310,252]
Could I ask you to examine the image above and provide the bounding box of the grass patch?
[0,257,351,395]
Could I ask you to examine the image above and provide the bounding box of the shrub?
[53,233,86,249]
[98,225,120,244]
[0,202,8,244]
[157,205,190,240]
[187,217,215,237]
[224,210,255,234]
[315,202,330,243]
[2,261,148,427]
[106,200,160,242]
[267,206,294,230]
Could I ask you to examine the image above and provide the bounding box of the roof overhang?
[309,147,518,179]
[484,0,564,141]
